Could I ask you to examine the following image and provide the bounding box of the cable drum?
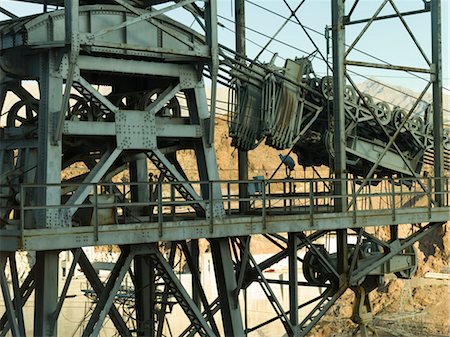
[303,246,337,286]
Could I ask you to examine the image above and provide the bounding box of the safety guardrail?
[0,177,448,237]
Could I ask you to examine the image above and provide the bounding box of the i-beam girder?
[0,221,445,337]
[0,0,446,336]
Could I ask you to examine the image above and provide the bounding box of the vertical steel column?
[288,233,299,329]
[64,0,79,60]
[431,0,443,206]
[210,238,245,336]
[192,85,224,216]
[55,0,79,143]
[134,255,155,337]
[332,0,348,276]
[64,0,79,40]
[0,68,6,114]
[34,251,59,337]
[130,159,154,336]
[235,0,249,213]
[205,0,218,146]
[75,249,131,336]
[33,19,65,329]
[130,159,150,215]
[0,253,21,337]
[191,239,201,307]
[37,51,63,228]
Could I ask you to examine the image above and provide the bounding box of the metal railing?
[0,176,448,236]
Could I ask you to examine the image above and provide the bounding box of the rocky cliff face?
[211,82,450,336]
[2,81,449,335]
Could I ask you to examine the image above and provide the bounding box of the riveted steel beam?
[149,243,217,337]
[49,249,81,336]
[36,52,63,229]
[0,254,21,337]
[34,251,59,337]
[65,147,122,218]
[350,222,444,284]
[75,249,132,337]
[288,233,299,327]
[180,241,220,336]
[210,238,245,337]
[431,0,444,206]
[82,247,135,337]
[332,0,348,278]
[0,266,35,336]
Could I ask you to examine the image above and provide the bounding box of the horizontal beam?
[1,207,448,251]
[345,60,431,74]
[0,139,37,150]
[63,118,202,138]
[77,56,198,84]
[345,8,430,26]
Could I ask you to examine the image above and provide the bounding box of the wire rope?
[244,0,450,92]
[216,4,450,114]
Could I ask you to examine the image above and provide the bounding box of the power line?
[218,21,450,114]
[314,72,450,81]
[218,15,290,59]
[244,0,450,93]
[218,2,450,114]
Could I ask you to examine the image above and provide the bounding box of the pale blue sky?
[1,0,448,92]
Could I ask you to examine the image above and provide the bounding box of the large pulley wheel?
[357,93,374,121]
[6,98,39,127]
[423,123,434,150]
[394,245,418,279]
[344,85,357,103]
[0,98,39,227]
[3,98,40,225]
[139,88,181,117]
[375,101,392,126]
[393,108,408,133]
[444,128,450,150]
[357,93,374,107]
[321,76,334,101]
[67,94,96,121]
[303,246,337,286]
[407,116,424,134]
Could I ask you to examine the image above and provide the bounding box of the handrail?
[0,176,448,233]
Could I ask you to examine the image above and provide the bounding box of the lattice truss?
[0,1,448,337]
